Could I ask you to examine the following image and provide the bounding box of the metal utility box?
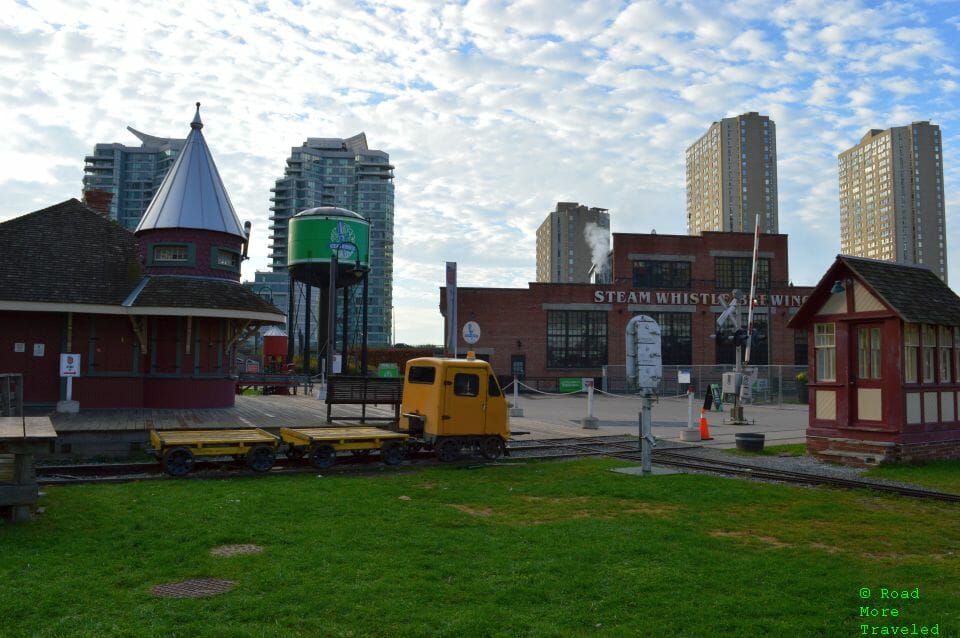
[722,372,742,394]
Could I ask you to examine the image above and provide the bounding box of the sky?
[1,0,959,345]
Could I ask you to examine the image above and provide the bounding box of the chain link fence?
[508,365,809,407]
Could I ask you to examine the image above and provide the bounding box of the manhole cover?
[151,578,236,598]
[210,544,264,557]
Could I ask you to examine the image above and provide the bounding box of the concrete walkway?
[508,391,809,449]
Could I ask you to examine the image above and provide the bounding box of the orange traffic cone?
[699,408,713,440]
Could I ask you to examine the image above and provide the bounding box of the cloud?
[0,0,958,343]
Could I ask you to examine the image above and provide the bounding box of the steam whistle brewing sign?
[594,289,808,308]
[287,215,370,266]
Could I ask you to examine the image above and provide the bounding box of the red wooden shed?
[788,256,960,465]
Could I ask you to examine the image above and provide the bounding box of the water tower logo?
[328,221,358,260]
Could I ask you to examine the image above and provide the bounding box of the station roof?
[0,199,283,323]
[134,103,247,239]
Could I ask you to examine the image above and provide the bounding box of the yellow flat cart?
[279,427,408,469]
[149,428,279,476]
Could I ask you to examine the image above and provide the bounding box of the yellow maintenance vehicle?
[399,353,510,462]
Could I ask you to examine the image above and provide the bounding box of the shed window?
[154,245,188,262]
[904,324,919,384]
[939,326,953,383]
[922,325,936,383]
[858,327,881,379]
[814,323,835,382]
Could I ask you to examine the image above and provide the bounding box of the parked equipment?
[149,428,279,476]
[400,353,511,462]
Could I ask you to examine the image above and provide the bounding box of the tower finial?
[191,102,203,130]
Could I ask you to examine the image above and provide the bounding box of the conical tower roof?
[134,103,246,238]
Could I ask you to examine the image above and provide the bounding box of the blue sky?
[1,0,958,344]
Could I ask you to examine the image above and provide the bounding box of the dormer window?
[153,244,190,262]
[212,247,241,272]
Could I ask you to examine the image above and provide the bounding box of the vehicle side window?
[453,373,479,397]
[488,375,502,397]
[408,366,436,384]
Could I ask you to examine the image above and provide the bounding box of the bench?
[325,376,404,423]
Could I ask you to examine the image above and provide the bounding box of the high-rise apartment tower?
[536,202,610,283]
[82,128,185,230]
[685,112,778,235]
[253,134,395,346]
[838,122,947,282]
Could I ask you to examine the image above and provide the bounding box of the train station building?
[442,231,814,389]
[0,106,284,410]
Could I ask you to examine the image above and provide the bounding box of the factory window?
[153,245,189,262]
[904,324,919,383]
[546,310,607,369]
[632,260,691,289]
[644,312,692,365]
[814,323,836,382]
[715,312,769,366]
[715,257,769,292]
[794,328,808,366]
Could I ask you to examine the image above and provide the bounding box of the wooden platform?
[49,395,397,433]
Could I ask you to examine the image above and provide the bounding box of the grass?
[865,459,960,494]
[1,458,958,637]
[725,443,807,457]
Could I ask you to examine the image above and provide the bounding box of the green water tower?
[287,207,370,288]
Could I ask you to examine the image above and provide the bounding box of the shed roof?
[789,255,960,328]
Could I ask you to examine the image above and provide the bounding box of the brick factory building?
[442,232,813,387]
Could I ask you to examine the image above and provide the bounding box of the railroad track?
[34,436,960,503]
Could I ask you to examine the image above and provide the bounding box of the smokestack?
[242,221,252,259]
[583,221,610,280]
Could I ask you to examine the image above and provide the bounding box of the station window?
[153,245,189,262]
[408,366,436,384]
[546,310,607,369]
[453,373,480,397]
[857,326,881,379]
[632,260,691,289]
[214,248,240,270]
[814,323,836,382]
[904,324,919,383]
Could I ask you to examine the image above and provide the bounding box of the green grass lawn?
[1,458,958,637]
[865,459,960,494]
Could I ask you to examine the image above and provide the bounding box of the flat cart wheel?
[480,437,504,460]
[285,445,306,461]
[162,447,194,477]
[380,440,406,466]
[310,444,337,469]
[435,438,460,463]
[246,444,276,473]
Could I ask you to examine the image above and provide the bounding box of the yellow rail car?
[279,427,408,469]
[149,428,279,476]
